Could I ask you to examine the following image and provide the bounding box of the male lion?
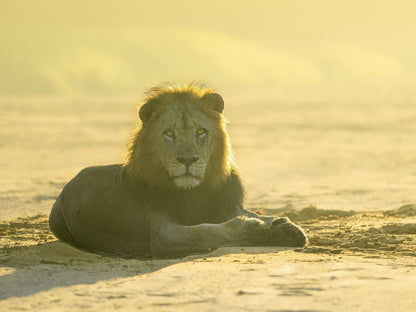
[49,83,308,257]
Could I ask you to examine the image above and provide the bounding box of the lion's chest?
[150,190,237,226]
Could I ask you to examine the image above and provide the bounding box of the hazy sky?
[1,1,415,94]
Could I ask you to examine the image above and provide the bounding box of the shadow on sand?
[0,239,292,300]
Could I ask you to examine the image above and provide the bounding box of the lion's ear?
[201,93,224,113]
[139,99,159,122]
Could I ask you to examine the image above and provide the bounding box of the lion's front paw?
[231,215,268,232]
[228,216,269,244]
[268,217,308,247]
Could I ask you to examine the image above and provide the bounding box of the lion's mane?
[125,82,236,191]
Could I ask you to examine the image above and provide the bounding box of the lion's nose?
[176,156,199,167]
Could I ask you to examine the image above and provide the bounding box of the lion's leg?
[150,214,307,257]
[151,219,234,257]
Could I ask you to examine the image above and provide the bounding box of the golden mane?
[143,81,214,103]
[124,82,236,190]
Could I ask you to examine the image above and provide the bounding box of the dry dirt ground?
[0,205,415,311]
[0,93,415,311]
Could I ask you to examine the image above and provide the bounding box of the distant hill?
[1,1,415,95]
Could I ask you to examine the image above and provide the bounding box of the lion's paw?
[232,215,268,231]
[228,216,270,243]
[268,217,308,247]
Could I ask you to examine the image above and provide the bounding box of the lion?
[49,83,308,258]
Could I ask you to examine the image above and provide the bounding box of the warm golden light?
[1,0,415,94]
[0,2,415,311]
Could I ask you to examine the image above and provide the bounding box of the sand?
[0,93,415,311]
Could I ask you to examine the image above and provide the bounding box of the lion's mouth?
[176,173,200,179]
[172,174,202,189]
[171,169,203,180]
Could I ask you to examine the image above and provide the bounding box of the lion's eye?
[197,128,206,135]
[164,130,174,137]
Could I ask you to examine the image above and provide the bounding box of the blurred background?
[1,1,415,219]
[1,0,415,95]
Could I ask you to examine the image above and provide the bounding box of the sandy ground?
[0,92,415,311]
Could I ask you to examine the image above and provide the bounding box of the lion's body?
[49,83,307,258]
[50,165,150,257]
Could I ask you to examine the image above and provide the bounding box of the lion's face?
[127,85,233,191]
[155,104,214,189]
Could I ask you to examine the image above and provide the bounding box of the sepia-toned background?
[0,1,415,311]
[1,0,416,94]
